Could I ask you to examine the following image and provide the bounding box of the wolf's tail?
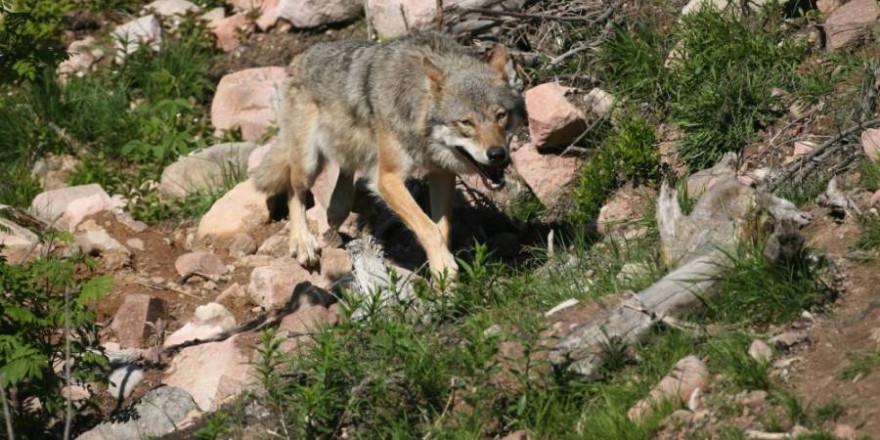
[253,142,291,196]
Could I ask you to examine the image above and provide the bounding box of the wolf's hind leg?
[286,108,323,269]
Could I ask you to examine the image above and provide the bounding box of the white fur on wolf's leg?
[428,248,458,282]
[288,190,321,269]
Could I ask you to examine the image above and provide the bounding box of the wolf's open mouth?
[455,147,507,190]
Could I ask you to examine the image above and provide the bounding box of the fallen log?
[551,175,810,376]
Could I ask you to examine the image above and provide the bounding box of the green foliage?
[814,399,844,424]
[705,242,831,327]
[854,216,880,251]
[599,4,808,170]
[572,116,659,223]
[0,0,73,81]
[707,333,771,390]
[194,411,233,440]
[0,233,111,437]
[837,350,880,381]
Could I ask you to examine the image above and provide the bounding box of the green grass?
[707,333,771,390]
[704,242,832,327]
[814,399,845,424]
[854,217,880,251]
[599,3,808,171]
[571,115,660,223]
[838,350,880,381]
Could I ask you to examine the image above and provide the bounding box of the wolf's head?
[424,45,526,190]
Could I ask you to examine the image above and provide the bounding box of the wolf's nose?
[487,147,508,164]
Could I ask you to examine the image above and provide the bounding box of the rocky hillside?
[2,0,880,439]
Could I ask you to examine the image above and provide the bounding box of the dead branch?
[765,118,880,192]
[462,7,602,22]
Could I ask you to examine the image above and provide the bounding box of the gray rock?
[75,386,197,440]
[30,184,117,231]
[144,0,201,17]
[748,339,773,363]
[0,218,40,265]
[769,331,808,349]
[159,142,256,199]
[112,15,162,62]
[229,233,257,258]
[75,228,129,256]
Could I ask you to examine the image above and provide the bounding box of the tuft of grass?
[854,217,880,251]
[705,242,831,327]
[599,4,808,170]
[707,333,771,391]
[837,350,880,381]
[814,399,845,424]
[857,159,880,192]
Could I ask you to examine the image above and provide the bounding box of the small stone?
[584,87,615,118]
[769,331,807,349]
[863,128,880,162]
[30,184,117,231]
[247,258,322,310]
[211,67,286,141]
[209,13,252,52]
[668,409,694,424]
[175,251,228,278]
[748,339,774,363]
[126,238,145,251]
[833,424,858,440]
[499,431,529,440]
[320,247,352,280]
[76,386,197,440]
[524,82,587,149]
[483,324,503,338]
[627,356,709,421]
[159,142,256,198]
[735,390,768,408]
[163,303,236,347]
[112,15,162,62]
[793,141,816,157]
[229,233,257,258]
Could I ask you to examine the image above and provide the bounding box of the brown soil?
[786,207,880,436]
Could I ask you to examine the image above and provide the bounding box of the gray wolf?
[253,32,526,279]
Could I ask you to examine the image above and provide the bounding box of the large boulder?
[112,15,162,62]
[0,219,40,265]
[159,142,256,198]
[162,335,253,411]
[247,258,323,310]
[108,294,166,348]
[197,179,270,241]
[29,184,119,231]
[76,386,198,440]
[212,67,286,141]
[825,0,880,51]
[277,0,362,28]
[524,83,587,149]
[511,141,581,205]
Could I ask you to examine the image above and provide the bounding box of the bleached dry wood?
[551,174,810,376]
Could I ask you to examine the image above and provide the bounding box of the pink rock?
[833,424,858,440]
[209,13,252,52]
[511,141,581,205]
[825,0,879,51]
[500,431,529,440]
[627,356,709,421]
[162,335,252,410]
[278,302,340,352]
[817,0,842,16]
[524,83,587,149]
[0,219,40,265]
[862,128,880,162]
[163,303,236,347]
[597,185,656,235]
[211,67,286,141]
[247,258,322,309]
[109,294,166,348]
[175,251,228,277]
[368,0,443,37]
[278,0,361,28]
[58,37,105,80]
[871,190,880,207]
[199,7,226,26]
[793,141,815,157]
[30,184,117,231]
[197,179,270,240]
[320,247,352,280]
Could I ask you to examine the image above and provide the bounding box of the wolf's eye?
[496,110,508,121]
[458,119,474,128]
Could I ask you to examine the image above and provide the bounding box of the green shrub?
[0,232,111,437]
[599,4,807,170]
[0,0,73,81]
[572,116,659,223]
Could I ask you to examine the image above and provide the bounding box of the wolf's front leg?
[288,188,321,269]
[428,171,455,247]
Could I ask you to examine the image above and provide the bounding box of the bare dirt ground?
[788,206,880,437]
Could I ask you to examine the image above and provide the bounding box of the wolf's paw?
[290,234,321,270]
[429,250,458,282]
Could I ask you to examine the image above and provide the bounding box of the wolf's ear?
[487,44,508,82]
[422,57,445,95]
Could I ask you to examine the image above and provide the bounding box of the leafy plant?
[0,232,111,437]
[0,0,73,81]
